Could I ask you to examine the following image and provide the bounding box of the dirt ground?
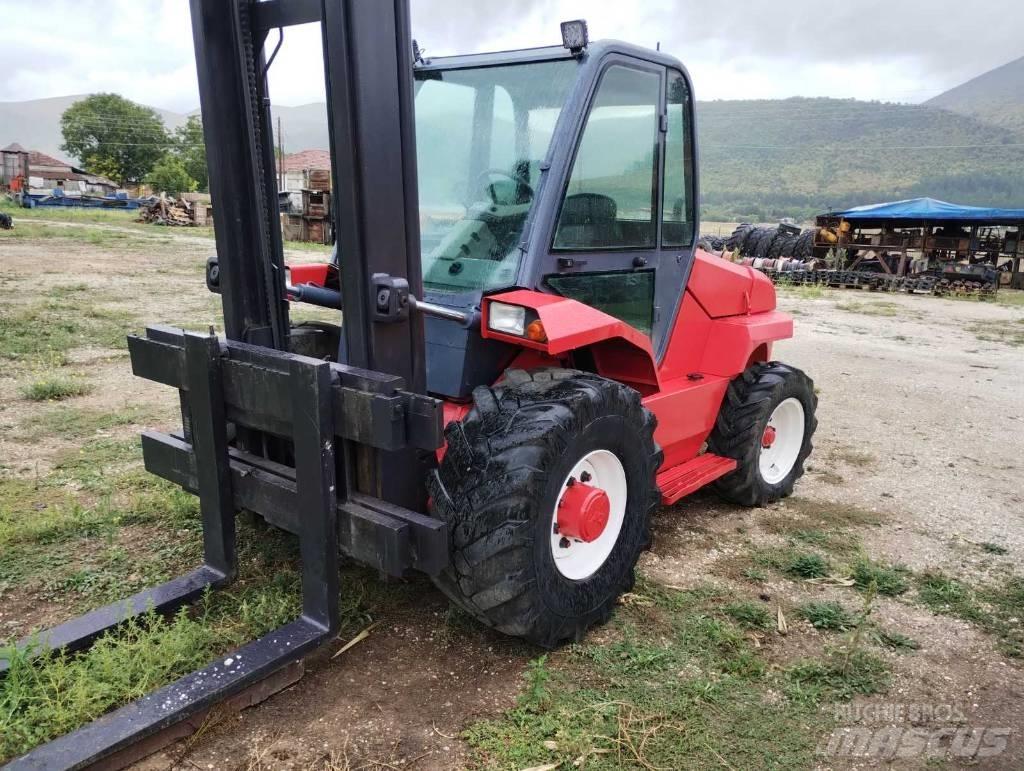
[2,223,1023,769]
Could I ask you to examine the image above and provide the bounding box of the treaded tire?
[708,362,817,506]
[428,368,662,648]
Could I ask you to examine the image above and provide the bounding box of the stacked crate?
[282,168,333,244]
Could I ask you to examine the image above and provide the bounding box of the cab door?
[533,57,697,358]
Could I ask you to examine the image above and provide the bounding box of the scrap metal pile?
[696,222,999,296]
[136,195,200,226]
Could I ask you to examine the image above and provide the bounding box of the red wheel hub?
[557,481,610,543]
[761,425,777,449]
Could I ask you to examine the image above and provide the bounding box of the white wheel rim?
[550,449,627,581]
[759,397,805,485]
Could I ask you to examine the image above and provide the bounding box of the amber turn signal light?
[526,319,547,342]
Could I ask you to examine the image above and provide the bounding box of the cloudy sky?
[0,0,1020,111]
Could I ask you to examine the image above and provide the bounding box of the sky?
[0,0,1021,112]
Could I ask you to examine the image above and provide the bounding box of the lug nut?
[579,471,592,483]
[559,537,570,549]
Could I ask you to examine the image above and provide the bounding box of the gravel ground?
[3,224,1023,768]
[774,291,1024,570]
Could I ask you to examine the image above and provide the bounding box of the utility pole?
[277,116,285,191]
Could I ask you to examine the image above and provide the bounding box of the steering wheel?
[478,168,533,205]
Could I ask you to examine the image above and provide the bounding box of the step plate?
[657,454,737,505]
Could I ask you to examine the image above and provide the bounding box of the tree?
[174,116,209,192]
[146,155,196,197]
[60,93,170,186]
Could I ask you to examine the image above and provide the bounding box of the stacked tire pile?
[696,234,728,252]
[723,223,997,297]
[726,223,819,273]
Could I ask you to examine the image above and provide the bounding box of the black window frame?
[660,68,697,250]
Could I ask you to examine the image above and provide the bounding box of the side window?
[662,71,695,247]
[547,271,655,334]
[553,65,660,251]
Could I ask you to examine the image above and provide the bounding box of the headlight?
[488,302,526,336]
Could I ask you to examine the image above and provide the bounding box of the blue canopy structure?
[833,198,1024,224]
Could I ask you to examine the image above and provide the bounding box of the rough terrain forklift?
[2,0,816,767]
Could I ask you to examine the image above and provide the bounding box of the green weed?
[723,600,773,631]
[851,558,910,596]
[786,552,831,579]
[799,601,856,631]
[785,649,890,703]
[19,377,91,402]
[873,629,920,652]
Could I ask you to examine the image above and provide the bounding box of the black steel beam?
[321,0,427,510]
[128,329,443,452]
[184,331,237,580]
[138,431,448,577]
[252,0,321,30]
[189,0,288,349]
[290,358,340,630]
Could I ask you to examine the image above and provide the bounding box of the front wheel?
[428,369,662,648]
[708,362,817,506]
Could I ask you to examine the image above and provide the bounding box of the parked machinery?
[2,4,817,767]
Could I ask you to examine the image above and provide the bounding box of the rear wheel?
[708,362,817,506]
[429,369,661,648]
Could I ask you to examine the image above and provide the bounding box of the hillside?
[4,90,1023,221]
[698,97,1024,219]
[926,56,1024,135]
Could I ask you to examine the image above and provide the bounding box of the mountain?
[0,95,188,164]
[4,67,1023,221]
[926,56,1024,135]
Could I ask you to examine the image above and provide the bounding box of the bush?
[146,155,196,197]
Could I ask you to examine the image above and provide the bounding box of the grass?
[967,320,1024,347]
[835,300,903,317]
[723,600,773,630]
[993,289,1024,308]
[784,497,887,528]
[19,376,91,402]
[465,581,889,770]
[798,601,856,631]
[980,542,1009,555]
[0,460,383,763]
[873,629,920,652]
[830,447,876,468]
[776,282,828,300]
[851,558,911,597]
[20,406,147,440]
[915,571,1024,657]
[785,552,830,579]
[0,286,139,366]
[785,649,890,703]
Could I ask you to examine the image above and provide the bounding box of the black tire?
[727,223,753,251]
[708,362,817,507]
[429,368,662,648]
[795,230,815,260]
[754,228,778,260]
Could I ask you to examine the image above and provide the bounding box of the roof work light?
[560,19,589,54]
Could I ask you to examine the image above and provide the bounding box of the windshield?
[415,59,577,296]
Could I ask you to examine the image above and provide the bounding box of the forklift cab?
[408,40,698,398]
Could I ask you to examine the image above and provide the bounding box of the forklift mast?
[2,2,445,768]
[193,0,427,509]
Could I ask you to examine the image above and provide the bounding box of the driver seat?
[555,193,618,249]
